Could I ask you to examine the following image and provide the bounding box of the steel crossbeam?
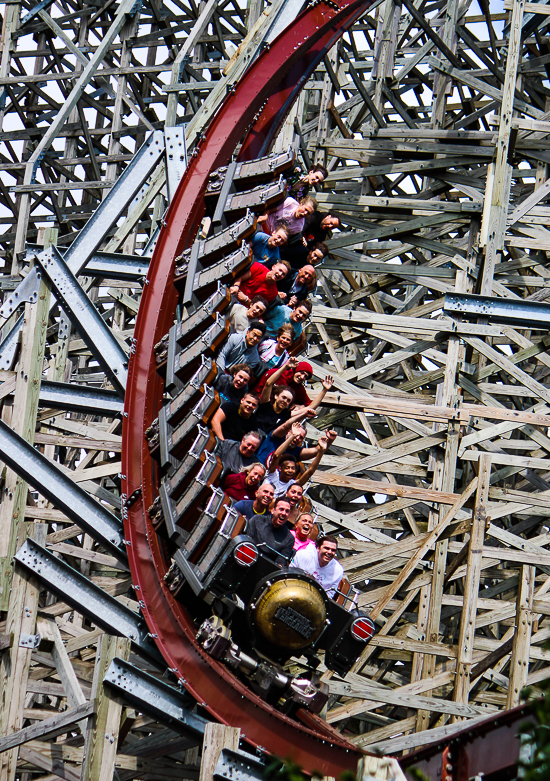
[0,418,124,556]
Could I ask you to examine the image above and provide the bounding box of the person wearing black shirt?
[211,392,260,441]
[279,241,329,270]
[255,386,293,435]
[303,212,341,246]
[214,363,253,403]
[245,497,294,559]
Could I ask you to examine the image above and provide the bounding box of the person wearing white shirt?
[291,535,344,598]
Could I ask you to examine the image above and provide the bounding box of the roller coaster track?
[122,1,374,774]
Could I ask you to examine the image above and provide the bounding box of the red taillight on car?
[234,542,258,567]
[351,617,375,642]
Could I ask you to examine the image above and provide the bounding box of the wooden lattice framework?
[1,0,550,776]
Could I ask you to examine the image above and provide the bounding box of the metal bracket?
[213,748,266,780]
[0,270,41,319]
[165,126,188,204]
[0,313,24,371]
[19,633,40,649]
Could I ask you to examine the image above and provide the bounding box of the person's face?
[268,229,287,247]
[248,301,266,319]
[240,436,260,456]
[277,331,293,350]
[272,501,291,526]
[256,484,274,507]
[293,370,310,384]
[233,370,250,389]
[268,263,288,281]
[298,266,315,284]
[240,395,259,416]
[274,390,293,410]
[321,215,338,230]
[246,466,265,486]
[286,483,303,503]
[293,429,306,446]
[246,328,263,347]
[295,515,313,539]
[307,170,325,185]
[280,460,298,480]
[307,248,324,265]
[295,203,314,219]
[291,306,309,324]
[318,541,337,566]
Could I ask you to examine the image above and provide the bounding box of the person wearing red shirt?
[223,463,267,501]
[230,261,290,305]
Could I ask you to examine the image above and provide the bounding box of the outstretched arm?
[259,355,298,404]
[270,406,316,439]
[297,434,330,485]
[308,375,334,411]
[297,429,336,463]
[268,424,301,473]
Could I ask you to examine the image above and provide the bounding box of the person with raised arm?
[266,430,331,496]
[255,357,313,405]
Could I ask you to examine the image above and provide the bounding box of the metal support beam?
[0,418,124,556]
[14,539,160,659]
[39,381,124,416]
[444,292,550,329]
[104,657,208,737]
[34,247,128,396]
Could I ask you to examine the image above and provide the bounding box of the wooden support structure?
[0,0,549,774]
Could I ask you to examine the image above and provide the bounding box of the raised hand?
[317,436,328,450]
[286,356,299,369]
[326,429,337,442]
[322,375,334,391]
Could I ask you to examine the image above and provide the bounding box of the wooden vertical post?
[0,272,51,609]
[80,634,131,781]
[198,723,241,781]
[507,565,535,708]
[453,453,491,707]
[0,523,46,781]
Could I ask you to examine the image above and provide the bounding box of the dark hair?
[311,164,328,179]
[248,320,267,335]
[250,295,269,308]
[230,363,253,378]
[294,299,312,314]
[311,242,329,258]
[316,534,338,549]
[279,454,297,466]
[242,391,260,404]
[273,384,295,401]
[273,497,292,509]
[324,214,341,228]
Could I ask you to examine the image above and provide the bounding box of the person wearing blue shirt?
[251,227,289,264]
[263,299,312,340]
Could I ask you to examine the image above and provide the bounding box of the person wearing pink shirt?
[291,513,317,551]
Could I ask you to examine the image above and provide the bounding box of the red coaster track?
[122,2,373,774]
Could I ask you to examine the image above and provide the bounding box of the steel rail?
[122,2,373,774]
